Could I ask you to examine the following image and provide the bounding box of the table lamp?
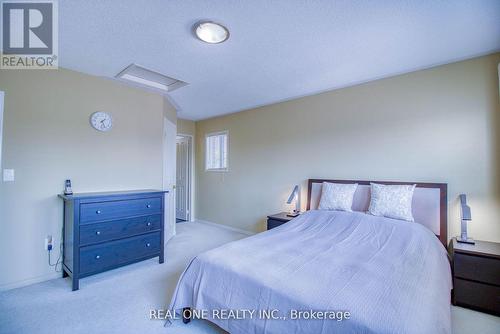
[457,194,474,244]
[286,185,301,217]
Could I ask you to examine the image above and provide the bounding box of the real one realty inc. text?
[150,308,351,322]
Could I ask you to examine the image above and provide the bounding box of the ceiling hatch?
[116,64,188,93]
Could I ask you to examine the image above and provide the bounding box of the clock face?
[90,112,113,132]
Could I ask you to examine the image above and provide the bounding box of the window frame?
[204,130,229,172]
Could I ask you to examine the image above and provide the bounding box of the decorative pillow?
[368,183,416,221]
[318,182,358,212]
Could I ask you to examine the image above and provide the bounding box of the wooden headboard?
[307,179,448,247]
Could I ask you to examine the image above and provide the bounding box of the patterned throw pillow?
[318,182,358,212]
[368,183,416,221]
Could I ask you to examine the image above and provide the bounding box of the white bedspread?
[169,210,452,334]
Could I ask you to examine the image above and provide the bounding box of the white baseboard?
[196,220,256,236]
[1,222,253,292]
[0,271,61,292]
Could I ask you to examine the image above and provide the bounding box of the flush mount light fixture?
[194,21,229,44]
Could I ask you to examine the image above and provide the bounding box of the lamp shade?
[459,194,472,221]
[287,185,299,204]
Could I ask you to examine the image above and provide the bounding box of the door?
[176,136,189,221]
[163,117,177,242]
[0,91,4,166]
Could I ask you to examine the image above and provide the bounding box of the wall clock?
[90,111,113,132]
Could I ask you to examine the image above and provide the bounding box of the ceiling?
[59,0,500,120]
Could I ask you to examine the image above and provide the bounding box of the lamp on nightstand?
[457,194,474,244]
[286,185,301,217]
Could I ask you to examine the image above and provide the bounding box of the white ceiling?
[59,0,500,120]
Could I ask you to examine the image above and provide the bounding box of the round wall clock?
[90,112,113,132]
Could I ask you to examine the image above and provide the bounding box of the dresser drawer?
[80,197,162,223]
[454,253,500,286]
[454,278,500,315]
[80,214,161,246]
[79,232,161,275]
[267,219,286,230]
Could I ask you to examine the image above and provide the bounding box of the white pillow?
[368,183,416,222]
[318,182,358,212]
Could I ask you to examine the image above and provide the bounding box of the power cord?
[48,240,63,273]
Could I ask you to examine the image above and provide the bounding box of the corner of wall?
[163,96,178,125]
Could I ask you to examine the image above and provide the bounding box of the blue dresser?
[58,190,167,290]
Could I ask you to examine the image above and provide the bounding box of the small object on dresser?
[456,194,474,244]
[64,179,73,195]
[286,185,301,217]
[267,212,294,230]
[449,238,500,315]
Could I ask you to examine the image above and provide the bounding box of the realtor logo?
[1,0,58,69]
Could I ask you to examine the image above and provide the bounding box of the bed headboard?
[307,179,448,247]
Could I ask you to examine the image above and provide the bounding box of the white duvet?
[169,210,452,334]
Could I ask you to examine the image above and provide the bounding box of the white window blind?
[205,131,228,171]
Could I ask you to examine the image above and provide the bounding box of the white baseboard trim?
[0,271,61,292]
[196,220,256,236]
[1,222,253,292]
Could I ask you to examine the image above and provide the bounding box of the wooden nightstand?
[267,212,295,230]
[449,238,500,315]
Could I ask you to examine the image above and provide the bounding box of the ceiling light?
[195,21,229,44]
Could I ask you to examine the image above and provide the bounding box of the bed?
[169,179,452,334]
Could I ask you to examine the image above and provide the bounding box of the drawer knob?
[146,243,151,247]
[96,210,101,214]
[146,204,151,208]
[95,255,100,259]
[96,231,101,235]
[147,222,152,226]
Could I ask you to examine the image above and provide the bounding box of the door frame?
[176,133,194,222]
[0,91,4,167]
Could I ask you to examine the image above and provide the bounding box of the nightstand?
[449,238,500,315]
[267,212,295,230]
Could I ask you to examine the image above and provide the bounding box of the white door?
[163,117,177,242]
[176,136,189,221]
[0,91,4,167]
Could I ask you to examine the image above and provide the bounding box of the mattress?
[169,210,452,334]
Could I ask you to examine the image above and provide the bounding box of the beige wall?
[163,97,178,126]
[177,119,196,136]
[0,68,167,289]
[195,53,500,242]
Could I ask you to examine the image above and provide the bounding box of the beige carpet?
[0,222,498,334]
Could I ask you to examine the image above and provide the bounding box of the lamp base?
[286,212,300,217]
[456,237,475,245]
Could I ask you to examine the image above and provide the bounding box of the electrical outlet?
[45,235,53,251]
[3,169,14,182]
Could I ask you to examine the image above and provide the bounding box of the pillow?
[368,183,416,221]
[318,182,358,212]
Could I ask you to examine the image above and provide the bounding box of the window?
[205,131,228,171]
